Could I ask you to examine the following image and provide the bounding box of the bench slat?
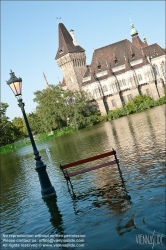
[66,159,119,177]
[62,151,115,169]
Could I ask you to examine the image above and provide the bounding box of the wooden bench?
[60,149,121,185]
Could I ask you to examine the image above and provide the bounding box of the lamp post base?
[36,167,56,198]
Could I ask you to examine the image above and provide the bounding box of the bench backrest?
[61,150,116,170]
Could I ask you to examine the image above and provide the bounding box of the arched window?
[103,85,108,92]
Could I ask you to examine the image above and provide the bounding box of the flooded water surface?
[1,105,166,249]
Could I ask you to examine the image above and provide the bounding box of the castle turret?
[55,23,86,91]
[130,18,147,50]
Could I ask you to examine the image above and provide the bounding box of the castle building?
[55,20,166,114]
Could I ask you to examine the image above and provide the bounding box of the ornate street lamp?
[6,70,56,198]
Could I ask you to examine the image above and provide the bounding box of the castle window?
[59,46,64,54]
[122,79,126,86]
[131,53,135,59]
[103,85,108,92]
[154,49,158,56]
[97,63,101,70]
[114,57,118,65]
[111,99,116,107]
[137,74,142,81]
[121,96,126,103]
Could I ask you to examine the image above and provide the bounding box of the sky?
[1,1,165,120]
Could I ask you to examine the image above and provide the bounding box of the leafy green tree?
[33,85,99,132]
[0,102,16,146]
[12,117,26,138]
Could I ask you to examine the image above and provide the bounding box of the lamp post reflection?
[44,196,64,234]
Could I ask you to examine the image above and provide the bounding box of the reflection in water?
[1,105,165,249]
[43,196,64,234]
[116,218,138,236]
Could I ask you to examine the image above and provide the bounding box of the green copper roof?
[130,20,138,36]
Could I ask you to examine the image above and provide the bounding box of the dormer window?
[130,47,135,59]
[59,46,64,54]
[131,53,135,59]
[154,49,158,56]
[114,57,118,65]
[97,63,101,70]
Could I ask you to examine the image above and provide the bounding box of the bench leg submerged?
[60,164,74,191]
[112,148,123,178]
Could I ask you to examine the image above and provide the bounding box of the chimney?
[70,29,79,46]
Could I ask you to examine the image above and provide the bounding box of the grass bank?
[0,126,75,155]
[106,94,165,121]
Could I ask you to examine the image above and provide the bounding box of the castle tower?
[130,18,147,49]
[55,23,87,91]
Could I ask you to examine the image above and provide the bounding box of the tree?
[12,117,26,138]
[33,85,99,132]
[0,102,15,146]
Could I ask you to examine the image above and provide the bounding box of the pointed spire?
[130,17,138,37]
[143,35,148,46]
[55,23,85,60]
[43,72,49,89]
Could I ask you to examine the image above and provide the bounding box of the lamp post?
[6,70,56,199]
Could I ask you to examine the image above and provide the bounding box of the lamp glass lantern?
[6,70,22,97]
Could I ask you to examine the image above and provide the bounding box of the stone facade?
[56,52,86,91]
[55,21,166,115]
